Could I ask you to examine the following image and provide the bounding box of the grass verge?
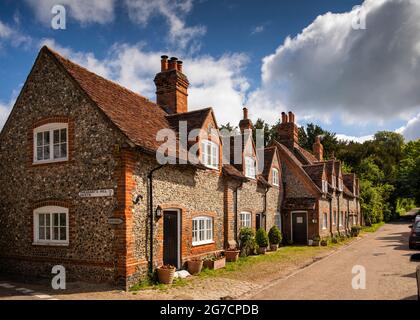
[361,222,385,233]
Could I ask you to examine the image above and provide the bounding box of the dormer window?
[338,179,343,191]
[245,156,256,179]
[33,123,68,164]
[201,139,219,169]
[322,180,328,193]
[272,168,279,186]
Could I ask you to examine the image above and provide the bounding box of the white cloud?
[251,25,264,35]
[336,133,373,143]
[0,19,32,48]
[40,40,248,127]
[396,112,420,141]
[124,0,206,49]
[248,0,420,125]
[25,0,116,25]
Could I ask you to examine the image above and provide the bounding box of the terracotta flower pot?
[257,247,267,255]
[203,257,226,270]
[225,250,240,262]
[270,244,278,251]
[157,266,175,284]
[187,259,203,275]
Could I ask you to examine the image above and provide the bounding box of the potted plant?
[239,227,257,257]
[203,255,226,270]
[157,264,176,284]
[351,225,361,237]
[268,225,282,251]
[320,238,328,246]
[187,257,203,275]
[312,235,321,246]
[224,248,240,262]
[256,228,269,254]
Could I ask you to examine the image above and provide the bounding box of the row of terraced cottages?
[0,47,361,289]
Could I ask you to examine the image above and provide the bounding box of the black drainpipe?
[263,186,269,230]
[147,164,165,275]
[329,197,333,237]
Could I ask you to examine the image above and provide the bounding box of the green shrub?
[268,226,282,245]
[255,228,269,248]
[331,236,338,244]
[239,227,257,257]
[351,225,361,237]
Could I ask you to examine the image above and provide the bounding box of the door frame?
[290,211,308,243]
[163,209,181,269]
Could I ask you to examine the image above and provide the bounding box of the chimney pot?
[243,107,248,119]
[281,112,288,124]
[168,57,178,70]
[288,111,295,123]
[160,55,168,71]
[177,60,183,72]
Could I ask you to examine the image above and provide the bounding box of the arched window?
[192,216,213,246]
[33,123,68,163]
[33,206,69,245]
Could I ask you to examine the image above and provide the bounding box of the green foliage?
[238,227,257,257]
[255,228,269,247]
[395,198,416,216]
[268,225,282,245]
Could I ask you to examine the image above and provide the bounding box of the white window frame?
[322,180,328,193]
[272,168,279,186]
[33,206,69,246]
[201,139,219,169]
[33,123,68,164]
[239,212,252,229]
[322,213,328,229]
[245,156,256,179]
[339,212,344,226]
[274,213,282,231]
[338,179,343,192]
[192,216,214,246]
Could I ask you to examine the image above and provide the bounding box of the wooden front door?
[163,211,179,268]
[292,212,307,244]
[256,214,261,230]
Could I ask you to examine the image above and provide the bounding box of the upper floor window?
[274,213,282,231]
[322,180,328,193]
[245,156,256,179]
[33,206,69,245]
[272,168,279,186]
[322,213,328,229]
[239,212,252,229]
[192,216,213,246]
[338,179,343,191]
[201,140,219,169]
[34,123,68,163]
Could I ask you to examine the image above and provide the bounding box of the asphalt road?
[250,220,420,300]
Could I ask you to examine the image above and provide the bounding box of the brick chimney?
[239,107,253,133]
[313,136,324,161]
[277,111,299,149]
[154,55,189,114]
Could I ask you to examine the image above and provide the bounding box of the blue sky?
[1,0,420,142]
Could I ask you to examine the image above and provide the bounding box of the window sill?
[33,159,68,166]
[32,242,69,247]
[192,240,214,247]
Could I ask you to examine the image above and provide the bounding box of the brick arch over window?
[28,116,75,167]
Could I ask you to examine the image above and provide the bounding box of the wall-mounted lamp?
[155,205,163,219]
[132,194,143,204]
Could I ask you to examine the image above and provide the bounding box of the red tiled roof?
[45,46,170,153]
[302,163,325,182]
[222,164,248,181]
[294,144,318,164]
[260,146,276,179]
